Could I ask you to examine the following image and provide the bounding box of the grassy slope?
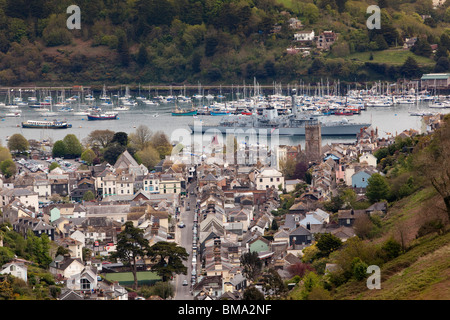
[336,49,436,66]
[334,231,450,300]
[333,185,450,300]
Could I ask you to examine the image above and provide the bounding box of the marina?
[1,83,449,146]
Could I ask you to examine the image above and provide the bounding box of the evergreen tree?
[117,30,130,67]
[400,56,421,79]
[110,221,151,290]
[434,56,450,73]
[137,44,148,67]
[366,173,390,203]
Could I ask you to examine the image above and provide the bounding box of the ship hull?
[87,114,118,120]
[172,110,198,116]
[188,123,370,136]
[22,122,72,129]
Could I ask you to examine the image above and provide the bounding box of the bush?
[417,219,445,238]
[382,238,402,260]
[351,258,368,281]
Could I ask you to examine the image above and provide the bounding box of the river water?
[0,95,447,148]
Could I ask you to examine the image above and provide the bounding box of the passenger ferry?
[22,120,72,129]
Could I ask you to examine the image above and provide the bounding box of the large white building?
[294,30,315,42]
[255,168,284,191]
[0,188,39,212]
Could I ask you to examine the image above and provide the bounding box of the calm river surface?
[1,93,447,148]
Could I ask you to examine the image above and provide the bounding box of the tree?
[0,159,16,179]
[7,133,29,153]
[243,286,265,300]
[303,3,319,24]
[411,37,432,57]
[150,131,172,159]
[315,233,343,258]
[147,241,188,282]
[415,119,450,220]
[271,219,278,231]
[434,56,450,73]
[81,149,96,165]
[26,231,52,268]
[111,132,128,146]
[52,140,67,158]
[49,161,60,171]
[136,145,161,170]
[85,129,115,148]
[293,162,308,180]
[103,143,126,165]
[136,44,149,66]
[240,251,262,282]
[63,134,83,158]
[374,34,389,50]
[353,214,374,239]
[110,221,151,290]
[287,262,315,278]
[279,157,296,179]
[0,146,12,163]
[129,125,153,151]
[82,190,95,201]
[116,29,130,67]
[400,56,421,79]
[366,173,390,203]
[261,268,288,298]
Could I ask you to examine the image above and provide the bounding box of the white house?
[33,179,51,202]
[49,255,85,279]
[294,30,315,42]
[0,188,39,212]
[255,168,284,190]
[66,266,98,291]
[0,262,28,282]
[70,230,86,246]
[359,153,377,167]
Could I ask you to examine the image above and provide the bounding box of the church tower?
[305,120,322,164]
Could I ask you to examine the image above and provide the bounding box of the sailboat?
[4,89,19,109]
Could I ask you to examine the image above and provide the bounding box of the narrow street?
[173,181,197,300]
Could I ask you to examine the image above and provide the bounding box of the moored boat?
[22,119,72,129]
[172,108,198,116]
[87,111,118,120]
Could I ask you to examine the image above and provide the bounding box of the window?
[270,178,273,182]
[81,278,91,290]
[259,178,263,183]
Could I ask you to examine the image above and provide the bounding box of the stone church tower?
[305,120,322,164]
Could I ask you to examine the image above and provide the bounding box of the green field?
[344,49,435,66]
[104,271,161,286]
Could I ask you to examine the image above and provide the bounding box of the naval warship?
[188,107,371,136]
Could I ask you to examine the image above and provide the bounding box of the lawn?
[343,49,435,66]
[104,271,161,286]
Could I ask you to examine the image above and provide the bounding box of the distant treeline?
[0,0,450,85]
